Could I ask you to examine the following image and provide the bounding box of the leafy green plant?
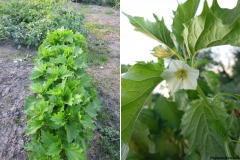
[0,0,87,48]
[24,28,101,160]
[97,126,120,160]
[122,0,240,159]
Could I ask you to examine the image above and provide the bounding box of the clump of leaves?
[0,0,87,48]
[122,0,240,159]
[97,126,120,160]
[24,28,101,160]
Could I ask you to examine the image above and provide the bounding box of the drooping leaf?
[64,143,85,160]
[154,95,184,129]
[183,1,240,55]
[65,121,79,143]
[210,0,240,25]
[235,136,240,157]
[84,102,98,119]
[121,61,164,144]
[123,12,174,48]
[129,120,156,156]
[201,70,219,92]
[172,0,201,48]
[80,115,95,130]
[138,109,160,134]
[181,99,225,159]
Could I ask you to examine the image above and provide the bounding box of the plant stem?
[196,85,218,119]
[224,140,232,157]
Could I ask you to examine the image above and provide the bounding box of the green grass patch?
[87,39,110,66]
[106,11,113,15]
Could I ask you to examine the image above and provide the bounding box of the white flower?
[161,60,199,93]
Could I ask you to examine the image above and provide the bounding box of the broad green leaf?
[181,99,225,159]
[30,70,43,80]
[24,96,42,118]
[34,101,51,116]
[47,83,64,96]
[154,95,184,129]
[172,0,200,48]
[58,65,73,79]
[51,111,66,126]
[25,119,44,135]
[47,143,62,156]
[73,46,83,57]
[29,82,44,94]
[52,55,67,64]
[183,1,240,55]
[65,122,79,143]
[84,102,98,118]
[130,120,156,156]
[210,0,240,25]
[201,70,219,92]
[121,61,164,144]
[64,143,85,160]
[41,131,60,150]
[126,151,144,160]
[73,94,83,105]
[184,152,201,160]
[24,140,47,158]
[80,115,95,130]
[64,87,74,106]
[235,136,240,157]
[123,12,174,48]
[138,109,159,134]
[208,118,228,138]
[195,59,211,69]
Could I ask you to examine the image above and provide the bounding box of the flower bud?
[151,45,173,58]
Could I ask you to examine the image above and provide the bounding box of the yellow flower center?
[174,68,188,80]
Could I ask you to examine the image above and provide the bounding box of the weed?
[87,39,110,66]
[97,126,120,160]
[14,118,21,124]
[106,11,113,15]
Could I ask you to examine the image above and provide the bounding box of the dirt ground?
[0,3,119,160]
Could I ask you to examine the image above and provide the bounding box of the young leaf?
[121,61,164,144]
[181,99,225,159]
[51,111,66,126]
[84,102,98,119]
[172,0,200,48]
[64,143,85,160]
[154,95,184,129]
[52,55,67,64]
[123,12,174,48]
[65,121,79,143]
[183,1,240,55]
[30,70,44,80]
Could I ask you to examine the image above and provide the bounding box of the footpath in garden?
[0,3,119,160]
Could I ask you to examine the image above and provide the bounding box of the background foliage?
[0,0,88,48]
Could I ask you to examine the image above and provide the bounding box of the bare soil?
[0,3,119,160]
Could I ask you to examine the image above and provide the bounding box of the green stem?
[229,140,240,144]
[196,85,218,119]
[191,54,196,69]
[224,140,232,157]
